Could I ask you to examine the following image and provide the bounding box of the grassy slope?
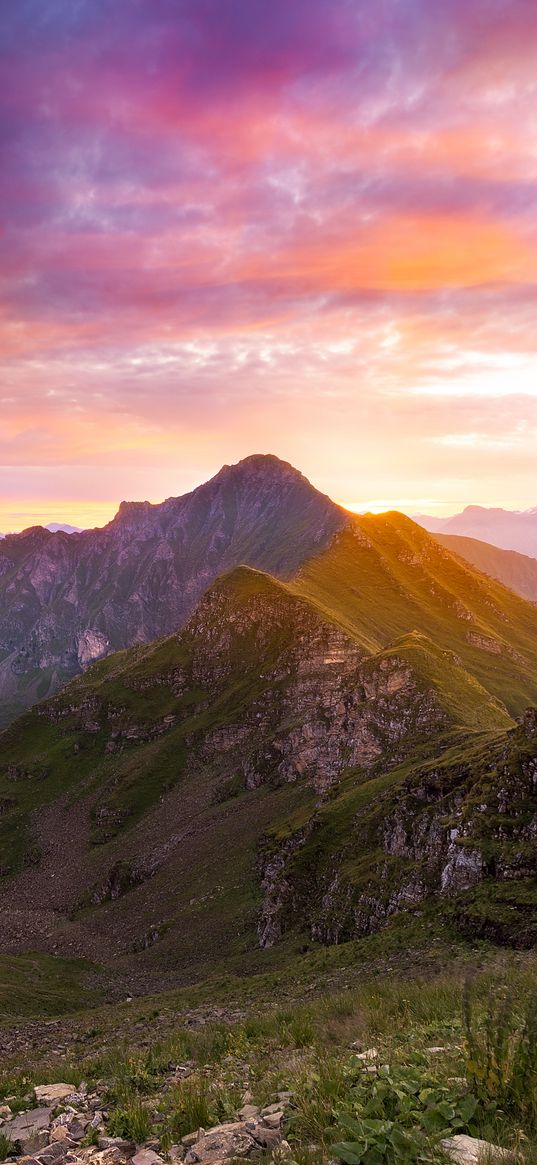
[1,522,536,994]
[0,562,511,878]
[436,532,537,602]
[0,953,97,1019]
[292,514,537,715]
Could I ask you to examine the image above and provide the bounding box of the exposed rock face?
[256,712,537,949]
[0,455,346,726]
[76,630,110,668]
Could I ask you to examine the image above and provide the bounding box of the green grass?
[0,519,537,991]
[293,516,537,716]
[0,953,97,1019]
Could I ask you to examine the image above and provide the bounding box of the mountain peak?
[210,452,316,488]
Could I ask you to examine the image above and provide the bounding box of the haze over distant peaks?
[416,504,537,557]
[0,522,82,540]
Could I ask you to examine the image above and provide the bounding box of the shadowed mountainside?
[0,455,346,727]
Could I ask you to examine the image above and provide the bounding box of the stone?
[441,1136,514,1165]
[238,1106,259,1121]
[49,1127,76,1145]
[246,1123,282,1150]
[131,1152,164,1165]
[260,1104,282,1116]
[97,1139,135,1154]
[35,1087,76,1106]
[0,1105,12,1118]
[184,1122,255,1165]
[261,1112,283,1129]
[354,1048,378,1061]
[65,1122,86,1142]
[8,1108,54,1153]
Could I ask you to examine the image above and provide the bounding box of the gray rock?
[8,1108,54,1153]
[97,1139,135,1155]
[184,1122,255,1165]
[131,1151,164,1165]
[441,1135,514,1165]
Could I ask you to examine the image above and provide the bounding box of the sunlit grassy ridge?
[293,515,537,714]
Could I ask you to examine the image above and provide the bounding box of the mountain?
[2,497,537,987]
[0,523,82,540]
[4,456,537,732]
[290,512,537,715]
[45,523,83,534]
[0,455,346,727]
[416,504,537,556]
[0,556,521,986]
[434,534,537,603]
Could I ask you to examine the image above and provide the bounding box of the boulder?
[8,1108,54,1153]
[131,1152,165,1165]
[35,1086,76,1105]
[441,1135,514,1165]
[184,1122,255,1164]
[238,1106,259,1121]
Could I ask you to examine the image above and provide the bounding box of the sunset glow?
[3,0,537,529]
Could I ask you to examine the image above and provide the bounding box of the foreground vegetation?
[1,944,537,1165]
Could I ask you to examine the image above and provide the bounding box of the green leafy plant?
[331,1064,479,1165]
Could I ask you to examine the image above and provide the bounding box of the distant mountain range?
[0,523,82,539]
[416,505,537,557]
[1,456,537,983]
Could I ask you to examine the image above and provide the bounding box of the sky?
[2,0,537,530]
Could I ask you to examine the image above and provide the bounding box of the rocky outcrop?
[76,630,110,668]
[256,714,537,948]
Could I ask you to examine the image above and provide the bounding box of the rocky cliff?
[257,709,537,950]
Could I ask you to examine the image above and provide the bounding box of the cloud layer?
[2,0,537,525]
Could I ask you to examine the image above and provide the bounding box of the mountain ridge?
[0,454,348,727]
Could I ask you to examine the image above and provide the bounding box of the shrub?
[107,1097,153,1143]
[0,1134,12,1163]
[463,979,537,1130]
